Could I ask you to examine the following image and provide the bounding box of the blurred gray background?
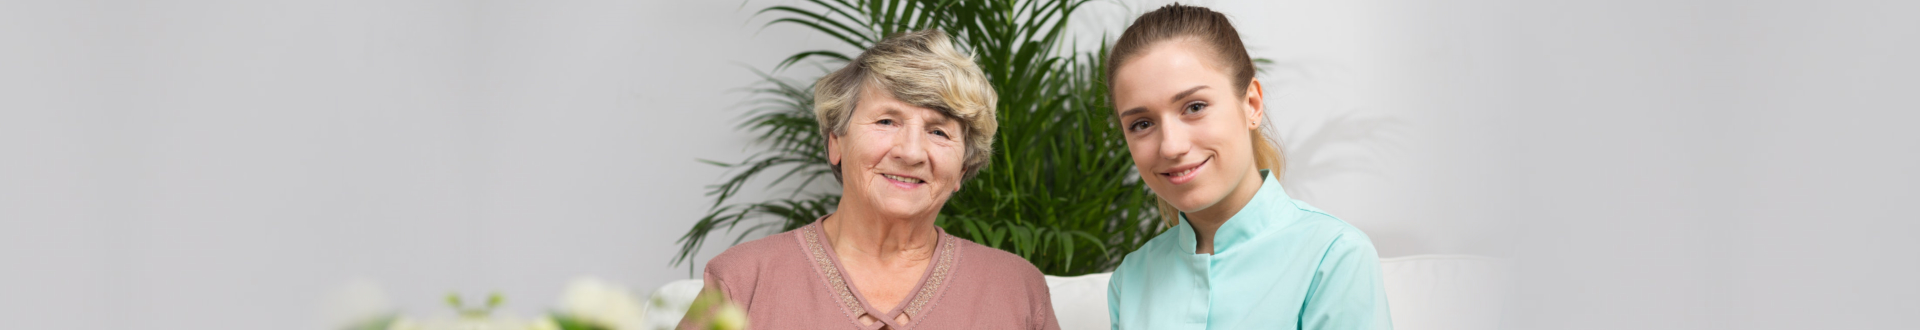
[3,0,1914,329]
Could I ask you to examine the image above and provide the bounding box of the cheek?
[852,135,893,163]
[1125,135,1159,165]
[936,146,966,178]
[1197,116,1248,150]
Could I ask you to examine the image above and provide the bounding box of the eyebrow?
[1170,85,1209,103]
[924,112,954,127]
[873,106,957,130]
[1117,85,1210,118]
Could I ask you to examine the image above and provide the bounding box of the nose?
[1157,119,1191,160]
[890,124,929,166]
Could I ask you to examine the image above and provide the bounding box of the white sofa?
[645,255,1508,330]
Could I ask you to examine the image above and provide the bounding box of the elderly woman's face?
[828,85,968,220]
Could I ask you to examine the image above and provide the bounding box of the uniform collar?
[1174,170,1295,255]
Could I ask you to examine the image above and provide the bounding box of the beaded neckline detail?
[798,220,961,327]
[800,222,865,320]
[903,231,958,319]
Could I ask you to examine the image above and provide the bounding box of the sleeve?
[676,265,739,330]
[1107,269,1122,330]
[1299,233,1394,330]
[1032,275,1062,330]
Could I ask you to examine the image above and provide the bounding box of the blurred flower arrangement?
[339,277,743,330]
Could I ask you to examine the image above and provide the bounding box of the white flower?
[528,316,561,330]
[328,279,396,328]
[557,276,647,330]
[710,304,748,330]
[384,317,421,330]
[644,280,705,330]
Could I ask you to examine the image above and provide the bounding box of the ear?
[827,132,842,167]
[1243,78,1266,130]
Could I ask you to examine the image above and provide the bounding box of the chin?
[873,198,938,217]
[1156,182,1228,214]
[877,206,934,219]
[1170,195,1218,213]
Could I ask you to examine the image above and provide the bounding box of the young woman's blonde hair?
[1106,4,1285,228]
[813,29,1000,183]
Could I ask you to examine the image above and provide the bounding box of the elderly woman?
[679,30,1059,330]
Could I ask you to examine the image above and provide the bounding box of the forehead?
[854,84,957,125]
[1111,41,1232,107]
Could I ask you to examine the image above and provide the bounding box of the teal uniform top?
[1107,170,1392,330]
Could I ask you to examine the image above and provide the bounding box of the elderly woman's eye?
[931,129,951,139]
[877,119,895,126]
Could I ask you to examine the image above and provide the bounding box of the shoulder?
[947,236,1053,303]
[1136,226,1184,255]
[951,237,1047,284]
[703,228,810,282]
[1282,199,1381,267]
[1285,199,1377,251]
[1115,225,1182,274]
[920,235,1059,328]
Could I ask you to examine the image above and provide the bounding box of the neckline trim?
[1175,169,1296,254]
[798,217,962,329]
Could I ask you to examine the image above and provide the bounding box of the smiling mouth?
[1158,156,1210,184]
[882,173,925,184]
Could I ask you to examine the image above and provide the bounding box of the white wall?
[1195,1,1920,329]
[3,1,1915,329]
[1201,1,1920,328]
[1,0,837,328]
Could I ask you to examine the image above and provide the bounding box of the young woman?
[1103,5,1392,330]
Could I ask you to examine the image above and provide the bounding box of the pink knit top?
[679,219,1060,330]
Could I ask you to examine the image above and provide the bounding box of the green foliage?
[674,0,1165,276]
[339,314,398,330]
[444,292,505,318]
[546,314,611,330]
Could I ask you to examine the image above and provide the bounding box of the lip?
[1158,156,1210,185]
[880,173,927,189]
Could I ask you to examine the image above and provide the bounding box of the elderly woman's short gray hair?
[814,29,998,182]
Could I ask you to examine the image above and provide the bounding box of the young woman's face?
[828,84,969,220]
[1111,40,1264,214]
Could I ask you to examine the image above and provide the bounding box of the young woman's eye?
[1128,120,1154,132]
[1184,102,1207,114]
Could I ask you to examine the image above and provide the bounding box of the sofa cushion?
[1378,255,1511,330]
